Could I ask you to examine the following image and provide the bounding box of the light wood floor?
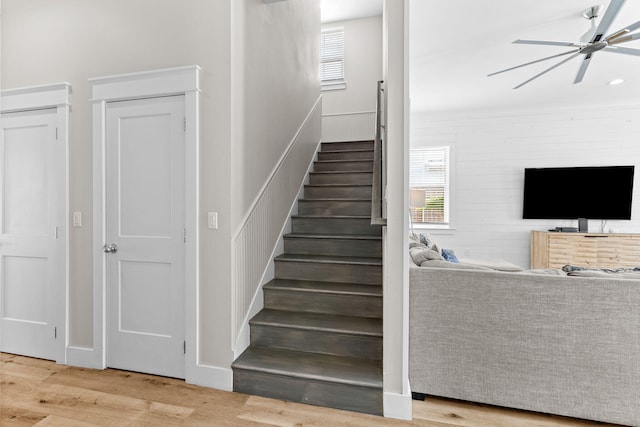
[0,353,624,427]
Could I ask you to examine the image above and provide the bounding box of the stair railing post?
[371,80,387,226]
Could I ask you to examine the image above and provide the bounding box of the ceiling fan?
[489,0,640,89]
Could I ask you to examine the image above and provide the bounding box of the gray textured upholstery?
[409,262,640,426]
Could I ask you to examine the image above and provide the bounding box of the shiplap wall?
[411,105,640,268]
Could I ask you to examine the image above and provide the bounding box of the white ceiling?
[410,0,640,113]
[320,0,640,114]
[321,0,383,24]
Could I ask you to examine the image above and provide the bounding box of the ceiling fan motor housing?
[583,5,604,20]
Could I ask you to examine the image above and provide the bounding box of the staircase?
[232,140,383,415]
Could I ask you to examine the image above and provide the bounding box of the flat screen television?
[523,166,635,220]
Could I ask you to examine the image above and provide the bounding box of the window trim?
[320,27,346,91]
[409,144,455,231]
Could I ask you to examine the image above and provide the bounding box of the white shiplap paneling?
[411,105,640,268]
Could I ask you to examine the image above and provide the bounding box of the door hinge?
[56,128,58,140]
[55,226,59,239]
[184,229,187,243]
[183,117,187,132]
[54,327,57,339]
[183,341,186,354]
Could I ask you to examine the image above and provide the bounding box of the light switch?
[73,212,82,227]
[208,212,218,229]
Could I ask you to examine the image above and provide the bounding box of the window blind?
[410,146,450,224]
[321,29,344,82]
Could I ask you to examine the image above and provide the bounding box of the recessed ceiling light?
[609,79,624,85]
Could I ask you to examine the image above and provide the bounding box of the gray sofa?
[409,261,640,426]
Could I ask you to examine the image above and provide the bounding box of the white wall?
[233,0,321,223]
[1,0,232,362]
[411,105,640,268]
[322,16,382,142]
[2,0,320,374]
[382,0,412,420]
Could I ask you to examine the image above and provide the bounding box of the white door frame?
[90,66,200,377]
[0,83,70,364]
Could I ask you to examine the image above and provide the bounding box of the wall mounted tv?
[523,165,635,220]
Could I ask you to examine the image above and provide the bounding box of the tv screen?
[523,166,635,220]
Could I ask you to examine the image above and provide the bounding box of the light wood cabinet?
[530,231,640,269]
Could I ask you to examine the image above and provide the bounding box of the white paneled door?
[0,109,60,360]
[105,96,185,379]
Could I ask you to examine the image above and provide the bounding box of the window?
[410,146,450,226]
[320,28,345,90]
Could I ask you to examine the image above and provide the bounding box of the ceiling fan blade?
[514,52,581,89]
[591,0,626,42]
[488,48,580,77]
[574,55,592,84]
[513,39,577,47]
[608,32,640,45]
[605,28,630,43]
[604,45,640,56]
[605,19,640,42]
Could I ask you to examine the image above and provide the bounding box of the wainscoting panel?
[232,98,322,353]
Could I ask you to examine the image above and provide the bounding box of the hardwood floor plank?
[412,397,624,427]
[33,415,101,426]
[1,354,628,427]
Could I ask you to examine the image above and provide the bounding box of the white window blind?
[409,146,450,225]
[321,29,344,83]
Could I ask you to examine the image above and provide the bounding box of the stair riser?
[251,326,382,360]
[318,151,374,161]
[264,289,382,318]
[233,370,383,416]
[321,141,374,152]
[292,217,381,236]
[309,172,372,186]
[275,260,381,285]
[298,200,371,216]
[304,186,372,199]
[304,185,371,201]
[314,161,373,172]
[284,236,382,257]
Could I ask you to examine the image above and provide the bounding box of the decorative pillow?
[410,247,444,265]
[419,233,437,250]
[441,248,460,263]
[409,241,426,249]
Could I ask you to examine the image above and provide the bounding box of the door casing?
[90,66,200,377]
[0,83,70,364]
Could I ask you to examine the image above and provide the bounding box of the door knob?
[103,243,118,254]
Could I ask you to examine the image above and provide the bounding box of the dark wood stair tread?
[232,347,382,389]
[264,278,382,296]
[305,184,372,188]
[250,309,382,336]
[310,171,372,175]
[315,159,373,163]
[284,233,381,241]
[320,148,373,153]
[300,198,371,201]
[292,214,373,219]
[275,254,382,266]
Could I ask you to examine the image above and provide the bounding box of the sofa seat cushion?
[458,257,523,272]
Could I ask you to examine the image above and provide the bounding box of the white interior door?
[105,96,185,379]
[0,109,59,360]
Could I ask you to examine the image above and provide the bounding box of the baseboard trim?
[187,363,233,392]
[384,391,413,420]
[66,346,102,369]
